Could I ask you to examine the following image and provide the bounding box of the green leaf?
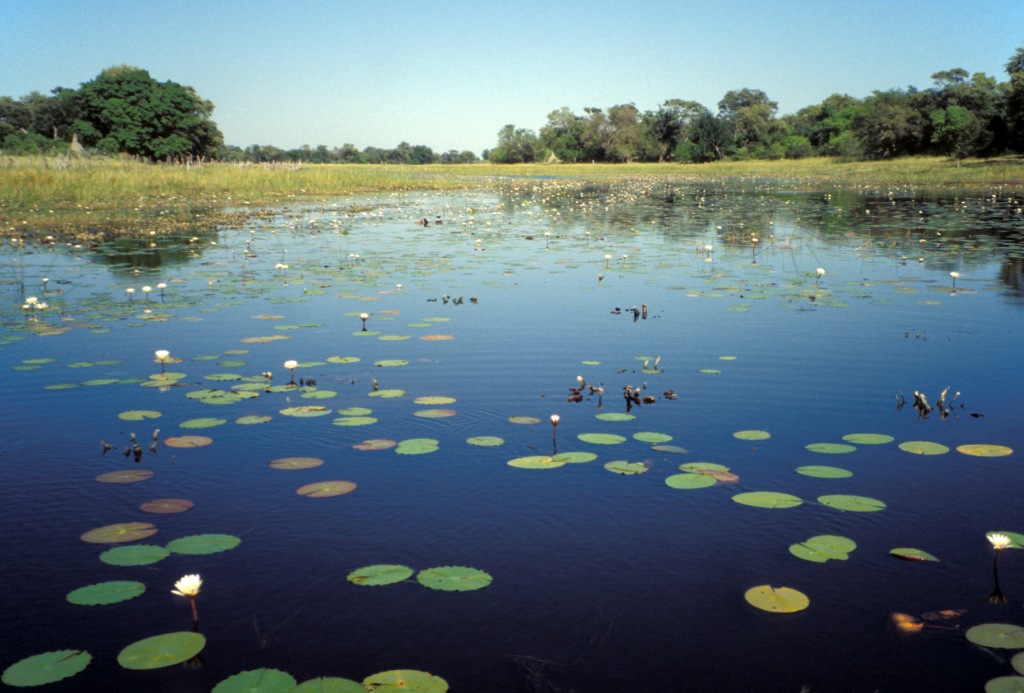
[369,389,406,399]
[179,417,227,429]
[117,632,206,670]
[957,443,1013,457]
[292,678,367,693]
[363,669,449,691]
[268,457,324,470]
[744,585,809,613]
[347,564,415,586]
[374,359,409,367]
[818,494,886,512]
[842,433,894,445]
[984,676,1024,693]
[416,566,492,592]
[467,436,504,447]
[212,668,298,693]
[508,455,565,469]
[100,544,170,566]
[117,410,162,421]
[552,451,597,464]
[604,460,650,475]
[898,440,950,455]
[2,650,92,687]
[332,416,379,427]
[665,473,716,489]
[577,433,627,445]
[166,533,241,555]
[789,535,857,563]
[395,438,439,455]
[80,522,158,544]
[236,415,273,425]
[595,412,635,422]
[337,407,373,416]
[805,442,857,454]
[280,405,332,417]
[733,429,771,441]
[296,481,358,498]
[966,623,1024,649]
[732,492,803,509]
[889,548,939,562]
[795,465,853,478]
[67,580,146,606]
[633,431,672,443]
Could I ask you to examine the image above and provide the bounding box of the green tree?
[488,124,538,163]
[73,66,223,159]
[539,107,586,162]
[717,88,778,152]
[851,90,927,158]
[676,111,731,162]
[931,105,982,160]
[607,103,641,162]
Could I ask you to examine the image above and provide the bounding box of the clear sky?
[3,0,1022,155]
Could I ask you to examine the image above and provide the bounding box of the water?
[1,179,1023,692]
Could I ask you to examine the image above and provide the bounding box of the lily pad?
[269,456,325,470]
[577,433,627,445]
[898,440,950,455]
[236,415,273,425]
[117,631,206,670]
[363,669,449,691]
[985,676,1024,693]
[966,623,1024,649]
[665,473,717,489]
[795,465,853,479]
[96,470,154,484]
[297,481,358,498]
[139,498,194,514]
[957,444,1013,457]
[179,417,227,429]
[369,389,406,399]
[81,522,157,544]
[301,389,338,400]
[633,431,672,443]
[818,494,886,512]
[744,585,809,613]
[67,581,146,606]
[327,356,361,364]
[395,438,439,455]
[805,443,857,454]
[467,436,504,447]
[280,405,332,417]
[732,492,803,509]
[508,416,540,424]
[347,564,415,586]
[415,396,456,405]
[332,416,379,426]
[118,410,162,421]
[100,544,171,566]
[337,407,374,416]
[595,413,636,422]
[212,668,297,693]
[293,678,367,693]
[890,548,940,562]
[164,435,213,448]
[789,535,857,563]
[508,455,565,469]
[552,451,597,464]
[842,433,894,445]
[734,430,771,441]
[416,566,492,592]
[354,439,398,451]
[166,533,241,555]
[374,359,409,367]
[414,409,457,418]
[1,650,92,687]
[652,444,689,454]
[604,460,650,475]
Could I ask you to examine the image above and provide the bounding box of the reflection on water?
[1,179,1023,692]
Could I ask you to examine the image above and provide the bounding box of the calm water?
[1,178,1023,692]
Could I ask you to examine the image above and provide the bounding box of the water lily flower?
[950,271,960,290]
[284,359,298,383]
[25,296,38,305]
[550,414,560,427]
[172,573,202,597]
[142,286,152,299]
[989,533,1012,551]
[360,312,369,330]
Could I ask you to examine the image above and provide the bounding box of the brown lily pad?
[269,456,325,470]
[353,439,398,451]
[139,499,194,514]
[96,470,154,484]
[163,435,213,448]
[296,481,357,498]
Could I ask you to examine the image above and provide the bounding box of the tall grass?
[2,154,1022,236]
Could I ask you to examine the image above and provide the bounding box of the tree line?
[488,45,1024,163]
[5,47,1024,164]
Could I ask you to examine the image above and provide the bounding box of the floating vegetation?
[80,522,158,544]
[890,548,939,562]
[212,668,297,692]
[818,494,886,512]
[100,544,171,566]
[67,581,146,606]
[1,650,92,687]
[269,456,325,470]
[744,585,809,613]
[466,436,504,447]
[395,438,439,455]
[163,435,213,448]
[296,481,357,498]
[416,566,492,592]
[805,443,857,454]
[96,470,153,484]
[139,498,194,514]
[347,564,415,586]
[789,535,857,563]
[117,632,206,670]
[898,440,950,455]
[604,460,650,475]
[166,533,241,554]
[732,492,803,509]
[795,465,853,479]
[733,429,771,441]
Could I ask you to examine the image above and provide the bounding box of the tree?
[676,111,731,162]
[931,105,982,160]
[488,124,538,163]
[607,103,641,162]
[851,90,927,158]
[642,100,708,162]
[580,107,611,161]
[539,107,586,162]
[73,66,223,159]
[717,88,778,152]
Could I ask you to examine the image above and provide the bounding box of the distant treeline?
[4,47,1024,164]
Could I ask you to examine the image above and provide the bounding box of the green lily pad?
[467,436,504,447]
[297,481,357,498]
[118,410,162,421]
[206,373,243,381]
[744,585,809,613]
[818,494,886,512]
[180,417,227,429]
[652,444,688,454]
[665,473,717,489]
[732,492,803,509]
[842,433,894,445]
[353,439,398,451]
[414,408,457,418]
[301,389,337,400]
[337,407,374,416]
[633,431,672,443]
[508,455,565,469]
[552,451,597,464]
[890,548,940,562]
[733,430,771,441]
[347,564,415,586]
[269,456,324,470]
[81,522,158,544]
[957,443,1014,457]
[332,416,379,426]
[212,668,297,693]
[96,470,154,484]
[604,460,650,475]
[327,356,361,364]
[1014,652,1024,675]
[578,433,627,445]
[117,631,206,670]
[415,396,456,405]
[293,678,367,693]
[363,669,449,691]
[280,405,332,417]
[508,416,540,424]
[67,580,146,606]
[369,389,406,398]
[236,415,273,425]
[2,650,92,687]
[805,443,857,454]
[984,676,1024,693]
[416,566,492,592]
[595,412,636,422]
[789,535,857,563]
[795,465,853,478]
[699,368,721,374]
[100,544,171,566]
[374,359,409,367]
[166,533,241,555]
[966,623,1024,649]
[898,440,950,455]
[395,438,439,455]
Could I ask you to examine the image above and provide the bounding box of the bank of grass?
[2,154,1022,238]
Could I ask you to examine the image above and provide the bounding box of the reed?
[2,154,1022,237]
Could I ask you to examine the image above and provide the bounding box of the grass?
[2,154,1022,239]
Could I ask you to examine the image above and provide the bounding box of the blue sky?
[3,0,1022,155]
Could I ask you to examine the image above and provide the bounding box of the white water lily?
[989,533,1012,551]
[155,349,170,361]
[171,573,202,597]
[550,414,560,426]
[284,359,298,370]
